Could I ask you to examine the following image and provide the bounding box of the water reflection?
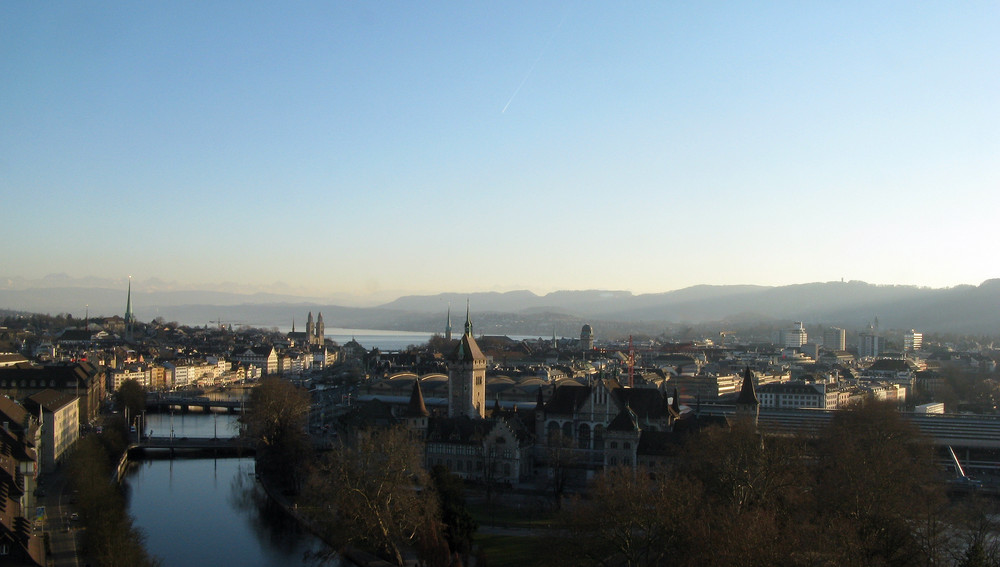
[126,414,336,566]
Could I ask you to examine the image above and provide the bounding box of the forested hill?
[3,280,999,336]
[380,280,1000,335]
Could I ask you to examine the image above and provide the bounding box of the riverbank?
[255,474,398,567]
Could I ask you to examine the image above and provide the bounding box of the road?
[37,467,85,567]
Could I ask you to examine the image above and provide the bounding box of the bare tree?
[304,426,441,566]
[555,466,705,567]
[238,377,311,492]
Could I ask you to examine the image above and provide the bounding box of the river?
[126,413,337,566]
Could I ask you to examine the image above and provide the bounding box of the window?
[547,421,560,444]
[578,423,590,449]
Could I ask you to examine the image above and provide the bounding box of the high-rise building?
[858,318,883,358]
[781,321,807,348]
[904,329,923,352]
[858,332,885,358]
[823,327,846,351]
[580,324,594,351]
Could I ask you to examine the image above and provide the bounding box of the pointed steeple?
[736,366,760,426]
[124,276,134,340]
[672,387,681,413]
[736,366,759,406]
[464,299,472,337]
[291,317,296,333]
[405,379,430,417]
[445,305,453,341]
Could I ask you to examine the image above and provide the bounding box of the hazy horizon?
[3,272,997,309]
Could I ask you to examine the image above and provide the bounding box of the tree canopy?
[304,426,443,566]
[550,400,957,567]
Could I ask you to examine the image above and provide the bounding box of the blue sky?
[2,2,998,302]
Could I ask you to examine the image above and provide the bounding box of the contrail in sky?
[502,12,567,114]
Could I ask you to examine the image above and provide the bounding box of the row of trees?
[68,420,160,567]
[551,401,995,567]
[240,377,476,566]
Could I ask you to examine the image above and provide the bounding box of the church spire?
[124,276,134,340]
[464,299,472,337]
[445,305,453,341]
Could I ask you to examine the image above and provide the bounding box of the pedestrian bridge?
[126,436,255,460]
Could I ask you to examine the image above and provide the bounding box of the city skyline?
[3,2,998,300]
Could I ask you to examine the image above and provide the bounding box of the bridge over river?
[145,394,248,413]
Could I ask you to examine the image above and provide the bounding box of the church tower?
[447,302,486,419]
[315,312,325,345]
[306,312,315,340]
[124,276,134,341]
[445,305,453,341]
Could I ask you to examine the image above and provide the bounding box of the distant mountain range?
[3,280,1000,337]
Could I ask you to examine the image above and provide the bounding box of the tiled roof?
[25,389,76,412]
[427,416,491,444]
[449,333,485,362]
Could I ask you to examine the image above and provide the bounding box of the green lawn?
[473,534,550,567]
[467,499,557,529]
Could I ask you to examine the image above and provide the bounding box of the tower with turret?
[314,312,325,346]
[580,324,594,351]
[447,302,486,419]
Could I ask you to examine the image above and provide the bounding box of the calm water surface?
[126,415,336,566]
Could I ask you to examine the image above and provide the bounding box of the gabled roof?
[543,384,593,414]
[607,405,640,432]
[0,396,30,428]
[868,358,915,372]
[427,415,492,444]
[613,387,674,421]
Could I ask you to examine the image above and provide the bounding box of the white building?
[757,382,838,409]
[25,389,80,473]
[781,322,807,348]
[904,330,923,352]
